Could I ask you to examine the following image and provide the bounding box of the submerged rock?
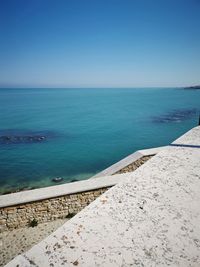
[0,135,47,144]
[0,129,68,145]
[52,177,63,183]
[152,108,198,123]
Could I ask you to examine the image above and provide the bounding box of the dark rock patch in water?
[0,129,60,144]
[0,135,46,144]
[152,108,198,123]
[52,177,64,183]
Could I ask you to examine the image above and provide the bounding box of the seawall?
[0,147,163,232]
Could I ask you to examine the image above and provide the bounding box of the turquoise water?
[0,88,199,193]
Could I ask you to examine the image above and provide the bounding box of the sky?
[0,0,200,88]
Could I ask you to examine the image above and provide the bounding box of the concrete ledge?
[138,146,166,155]
[172,125,200,145]
[0,146,165,208]
[0,173,128,208]
[92,146,166,178]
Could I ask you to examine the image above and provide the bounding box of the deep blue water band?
[169,144,200,149]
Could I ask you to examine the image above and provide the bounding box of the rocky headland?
[184,85,200,90]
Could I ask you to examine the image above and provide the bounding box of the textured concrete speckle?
[5,126,200,267]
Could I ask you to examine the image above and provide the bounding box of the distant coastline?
[184,85,200,90]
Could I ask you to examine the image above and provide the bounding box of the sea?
[0,87,199,194]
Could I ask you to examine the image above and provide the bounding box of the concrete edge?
[91,146,167,178]
[5,255,30,267]
[0,146,166,209]
[0,173,128,208]
[138,146,167,155]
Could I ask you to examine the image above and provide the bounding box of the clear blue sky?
[0,0,200,88]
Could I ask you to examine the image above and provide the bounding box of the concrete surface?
[5,126,200,267]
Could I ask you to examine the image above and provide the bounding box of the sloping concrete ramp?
[6,126,200,267]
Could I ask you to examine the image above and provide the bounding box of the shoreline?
[1,156,153,195]
[0,174,95,195]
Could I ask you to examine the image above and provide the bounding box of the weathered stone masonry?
[0,187,109,232]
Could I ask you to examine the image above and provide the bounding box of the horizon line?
[0,85,192,89]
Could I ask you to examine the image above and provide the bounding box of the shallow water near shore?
[0,87,199,193]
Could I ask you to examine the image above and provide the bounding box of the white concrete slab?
[172,125,200,145]
[5,126,200,266]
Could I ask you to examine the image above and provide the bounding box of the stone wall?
[0,187,109,232]
[114,155,153,174]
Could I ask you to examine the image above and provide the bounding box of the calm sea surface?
[0,88,199,193]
